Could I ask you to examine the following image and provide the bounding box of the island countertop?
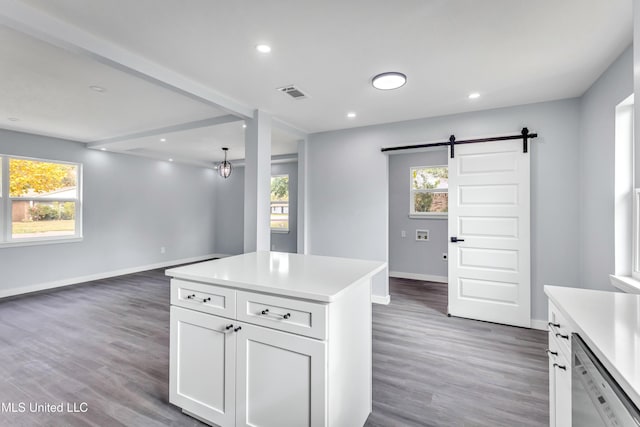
[166,251,387,303]
[545,285,640,407]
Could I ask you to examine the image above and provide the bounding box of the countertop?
[545,285,640,406]
[166,251,387,303]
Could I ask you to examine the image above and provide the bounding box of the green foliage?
[29,204,60,221]
[414,193,433,212]
[271,175,289,201]
[60,202,75,220]
[412,167,448,190]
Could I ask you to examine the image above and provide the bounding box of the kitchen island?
[545,285,640,426]
[166,251,386,427]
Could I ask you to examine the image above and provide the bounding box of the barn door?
[447,140,530,327]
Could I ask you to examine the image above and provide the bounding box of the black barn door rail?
[380,127,538,158]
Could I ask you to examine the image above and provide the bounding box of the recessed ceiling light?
[242,124,247,129]
[256,44,271,53]
[160,138,167,142]
[7,117,19,122]
[372,72,407,90]
[468,92,481,99]
[347,112,357,118]
[100,148,106,151]
[168,158,174,162]
[89,85,106,92]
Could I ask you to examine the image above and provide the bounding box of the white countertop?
[545,285,640,406]
[166,251,387,303]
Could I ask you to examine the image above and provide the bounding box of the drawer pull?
[546,349,558,356]
[283,313,291,319]
[548,321,560,328]
[261,309,270,315]
[555,333,569,340]
[203,297,211,303]
[259,308,292,320]
[234,326,242,332]
[186,294,196,299]
[553,363,567,371]
[225,324,234,330]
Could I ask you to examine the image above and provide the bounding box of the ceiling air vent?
[277,85,308,100]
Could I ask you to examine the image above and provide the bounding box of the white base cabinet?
[169,276,372,427]
[547,301,573,427]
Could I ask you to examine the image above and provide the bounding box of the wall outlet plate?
[416,230,429,241]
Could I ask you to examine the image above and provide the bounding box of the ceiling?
[0,0,633,163]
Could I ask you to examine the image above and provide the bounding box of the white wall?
[388,150,448,279]
[308,98,582,320]
[0,129,218,295]
[579,45,633,290]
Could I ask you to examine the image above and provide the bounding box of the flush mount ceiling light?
[89,85,106,92]
[468,92,481,99]
[347,112,357,118]
[255,44,271,53]
[372,72,406,90]
[217,147,233,179]
[160,138,167,142]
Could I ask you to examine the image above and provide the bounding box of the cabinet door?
[554,355,571,427]
[170,306,236,426]
[236,323,327,427]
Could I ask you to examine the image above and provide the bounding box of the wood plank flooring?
[0,270,548,427]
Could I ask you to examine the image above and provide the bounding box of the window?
[410,166,448,218]
[270,175,289,232]
[0,156,82,245]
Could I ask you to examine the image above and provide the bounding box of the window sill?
[609,274,640,294]
[271,229,290,234]
[409,214,448,220]
[0,236,83,249]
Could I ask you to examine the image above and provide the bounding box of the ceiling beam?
[87,114,242,150]
[0,0,254,119]
[272,118,309,139]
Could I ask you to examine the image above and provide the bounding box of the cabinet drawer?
[171,279,236,318]
[548,302,571,359]
[236,291,327,340]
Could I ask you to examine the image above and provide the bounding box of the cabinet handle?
[261,309,270,315]
[259,309,291,320]
[546,349,558,356]
[234,326,242,332]
[186,294,196,299]
[555,333,569,340]
[548,321,560,328]
[553,363,567,371]
[283,313,291,319]
[202,297,211,303]
[225,324,234,330]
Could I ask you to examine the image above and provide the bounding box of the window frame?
[0,155,83,248]
[270,173,290,233]
[633,189,640,280]
[409,165,448,220]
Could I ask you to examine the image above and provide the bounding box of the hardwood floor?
[0,270,548,427]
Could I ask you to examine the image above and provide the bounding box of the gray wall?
[0,129,217,293]
[214,165,245,256]
[579,45,633,290]
[388,150,448,278]
[213,162,298,255]
[308,98,582,320]
[270,162,298,253]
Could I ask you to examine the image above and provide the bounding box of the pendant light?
[217,147,232,179]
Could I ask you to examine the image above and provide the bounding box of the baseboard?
[389,271,448,284]
[0,253,230,300]
[371,294,391,305]
[530,318,548,331]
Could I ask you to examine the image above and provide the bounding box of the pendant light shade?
[217,147,232,179]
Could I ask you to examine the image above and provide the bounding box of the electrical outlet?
[401,230,407,238]
[160,246,166,254]
[416,230,429,241]
[442,253,448,261]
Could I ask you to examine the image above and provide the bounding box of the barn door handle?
[450,237,465,243]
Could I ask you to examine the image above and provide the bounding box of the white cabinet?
[548,302,573,427]
[236,323,326,427]
[170,306,236,426]
[169,273,372,427]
